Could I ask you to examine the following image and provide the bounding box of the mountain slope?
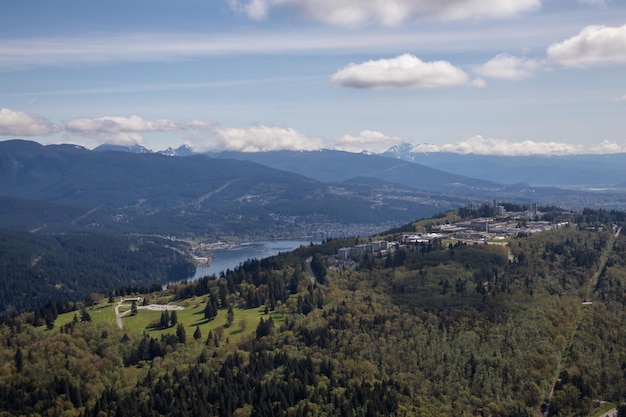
[215,149,501,193]
[381,145,626,186]
[0,140,460,237]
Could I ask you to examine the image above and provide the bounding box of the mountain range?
[94,141,626,187]
[2,139,626,240]
[382,143,626,187]
[0,140,479,238]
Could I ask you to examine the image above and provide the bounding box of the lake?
[188,240,314,281]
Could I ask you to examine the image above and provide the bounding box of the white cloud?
[204,124,324,152]
[228,0,542,27]
[0,108,62,136]
[331,54,469,89]
[547,24,626,67]
[412,135,583,156]
[470,78,487,88]
[475,53,542,80]
[64,115,211,146]
[588,140,625,153]
[335,130,406,153]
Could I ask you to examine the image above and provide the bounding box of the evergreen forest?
[1,209,626,416]
[0,229,195,318]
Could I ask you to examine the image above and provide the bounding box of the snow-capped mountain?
[93,144,153,154]
[157,144,195,156]
[380,143,417,162]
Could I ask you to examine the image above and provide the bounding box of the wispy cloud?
[0,77,319,98]
[331,54,470,89]
[228,0,542,27]
[0,26,575,72]
[578,0,609,5]
[547,24,626,67]
[0,108,62,136]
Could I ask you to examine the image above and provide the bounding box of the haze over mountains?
[89,141,626,188]
[3,140,626,240]
[0,139,477,238]
[382,143,626,187]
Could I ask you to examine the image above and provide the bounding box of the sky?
[1,0,625,155]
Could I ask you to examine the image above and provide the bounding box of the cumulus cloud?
[228,0,541,27]
[64,115,211,146]
[588,140,625,154]
[335,130,406,153]
[547,24,626,67]
[0,108,62,136]
[203,125,324,152]
[475,54,542,80]
[412,135,583,156]
[331,54,470,89]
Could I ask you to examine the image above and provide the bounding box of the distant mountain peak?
[381,142,417,161]
[157,144,195,157]
[93,143,153,154]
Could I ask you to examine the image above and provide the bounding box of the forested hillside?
[0,140,451,238]
[0,229,195,318]
[1,210,625,416]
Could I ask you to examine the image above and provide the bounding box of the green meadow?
[52,296,282,345]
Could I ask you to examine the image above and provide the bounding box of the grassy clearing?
[52,296,275,345]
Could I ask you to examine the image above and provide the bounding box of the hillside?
[382,147,626,187]
[215,149,501,192]
[1,209,625,416]
[0,140,466,238]
[0,229,195,318]
[214,149,626,211]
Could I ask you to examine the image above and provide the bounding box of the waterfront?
[188,240,314,281]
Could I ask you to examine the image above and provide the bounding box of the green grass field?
[51,296,280,345]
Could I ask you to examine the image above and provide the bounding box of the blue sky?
[1,0,625,155]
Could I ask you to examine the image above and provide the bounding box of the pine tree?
[15,348,23,373]
[193,325,202,341]
[160,310,170,328]
[176,323,186,344]
[226,307,234,328]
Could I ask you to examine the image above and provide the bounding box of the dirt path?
[114,301,131,329]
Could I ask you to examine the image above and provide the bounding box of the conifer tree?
[176,323,186,344]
